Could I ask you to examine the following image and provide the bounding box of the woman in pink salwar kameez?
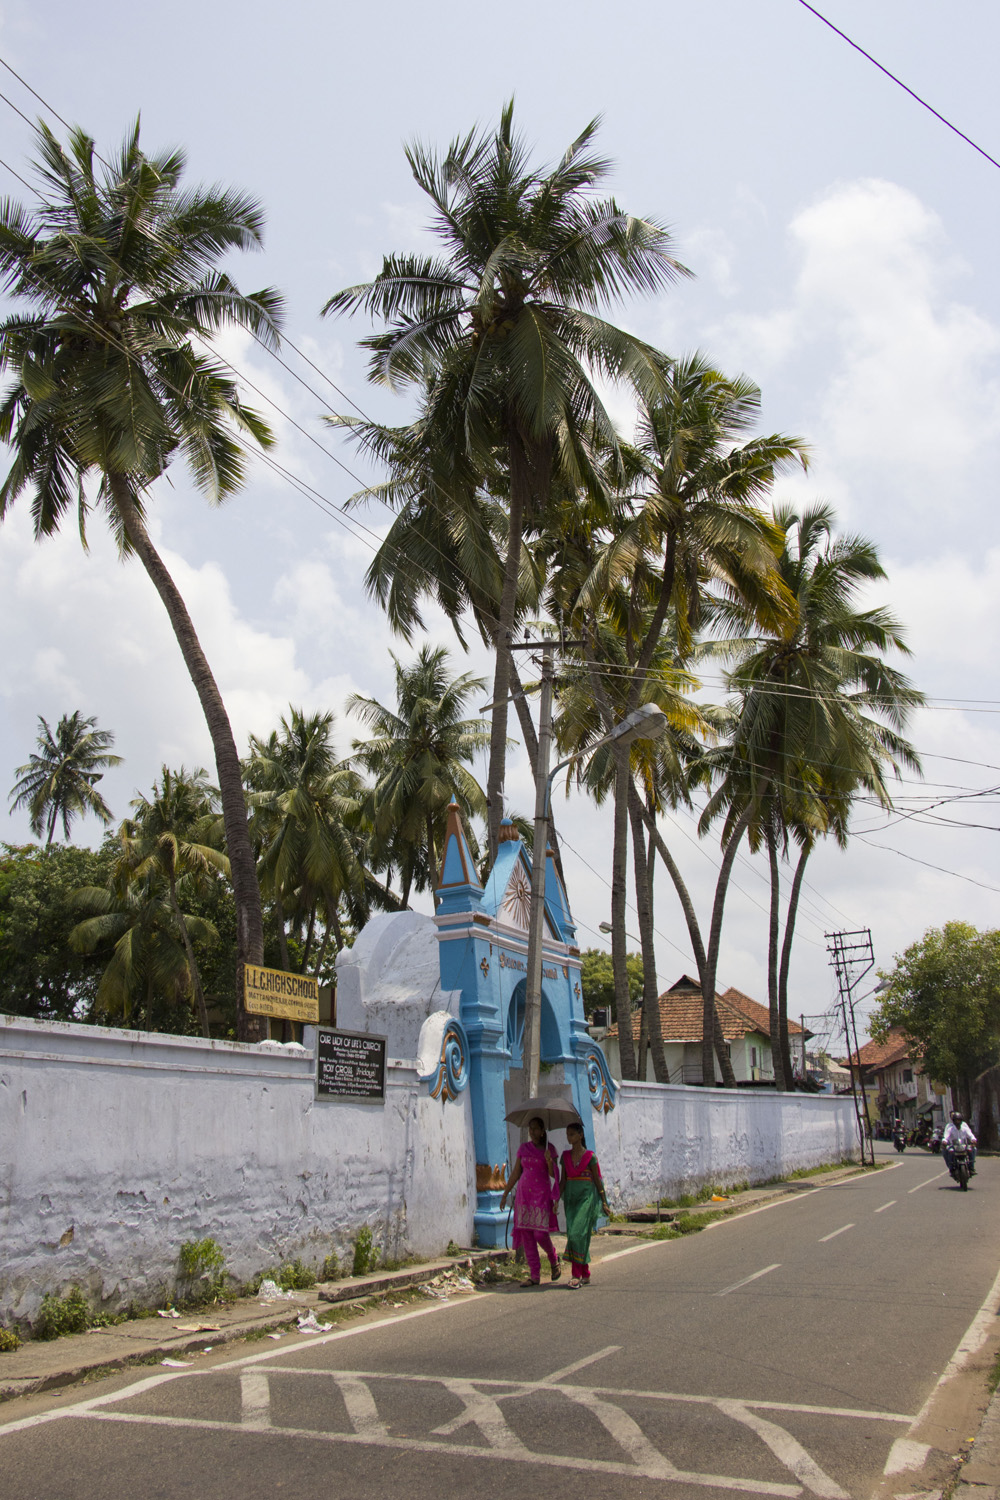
[500,1116,562,1287]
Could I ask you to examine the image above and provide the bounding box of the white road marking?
[908,1172,948,1193]
[717,1399,849,1499]
[335,1376,387,1437]
[879,1255,1000,1483]
[703,1163,902,1232]
[431,1379,527,1447]
[818,1224,854,1243]
[274,1367,913,1421]
[567,1386,682,1478]
[600,1240,667,1263]
[239,1371,271,1429]
[541,1345,621,1383]
[875,1201,897,1213]
[0,1295,478,1440]
[77,1408,803,1492]
[716,1263,781,1296]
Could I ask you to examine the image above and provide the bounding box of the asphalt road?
[3,1145,999,1500]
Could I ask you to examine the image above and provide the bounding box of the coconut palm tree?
[551,358,803,1084]
[348,646,490,904]
[70,771,225,1034]
[702,503,924,1085]
[0,121,283,1040]
[245,710,366,977]
[551,619,710,1083]
[324,103,687,856]
[9,711,121,844]
[118,767,230,1037]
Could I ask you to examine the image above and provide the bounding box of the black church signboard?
[316,1028,387,1103]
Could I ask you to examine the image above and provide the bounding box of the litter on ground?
[297,1312,333,1333]
[160,1358,191,1367]
[257,1279,294,1303]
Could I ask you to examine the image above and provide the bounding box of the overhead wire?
[796,0,1000,175]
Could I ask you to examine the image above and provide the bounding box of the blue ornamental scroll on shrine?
[428,805,616,1248]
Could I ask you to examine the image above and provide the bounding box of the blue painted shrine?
[429,806,616,1248]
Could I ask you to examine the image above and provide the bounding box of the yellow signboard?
[244,965,319,1023]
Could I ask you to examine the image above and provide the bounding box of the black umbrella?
[504,1096,582,1131]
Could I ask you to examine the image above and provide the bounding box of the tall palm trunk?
[701,809,751,1087]
[301,900,318,971]
[110,477,265,1042]
[632,792,734,1085]
[166,869,211,1039]
[611,751,637,1080]
[778,842,811,1084]
[426,811,438,898]
[274,893,291,971]
[628,781,668,1083]
[766,829,786,1090]
[486,472,525,861]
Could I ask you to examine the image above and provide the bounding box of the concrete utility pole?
[521,637,556,1101]
[514,653,668,1101]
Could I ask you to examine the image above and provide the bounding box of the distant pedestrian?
[560,1121,611,1289]
[500,1116,561,1288]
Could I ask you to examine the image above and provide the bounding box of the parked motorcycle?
[948,1141,972,1190]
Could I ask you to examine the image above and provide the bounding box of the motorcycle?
[948,1141,972,1190]
[929,1128,942,1154]
[892,1126,906,1153]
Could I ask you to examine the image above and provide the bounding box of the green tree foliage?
[69,769,228,1034]
[325,104,686,856]
[0,842,114,1019]
[871,922,1000,1113]
[0,121,282,1039]
[246,710,365,979]
[579,947,643,1022]
[9,712,121,845]
[349,646,490,903]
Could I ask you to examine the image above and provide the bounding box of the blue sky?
[2,0,999,1047]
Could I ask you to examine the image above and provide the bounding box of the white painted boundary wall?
[593,1079,859,1208]
[0,1014,475,1326]
[0,1014,858,1326]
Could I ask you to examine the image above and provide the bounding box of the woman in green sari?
[560,1121,611,1288]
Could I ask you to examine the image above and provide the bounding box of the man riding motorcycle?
[942,1112,977,1176]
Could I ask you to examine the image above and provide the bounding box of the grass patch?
[988,1348,1000,1395]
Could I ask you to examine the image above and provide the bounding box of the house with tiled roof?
[846,1027,950,1133]
[603,975,808,1086]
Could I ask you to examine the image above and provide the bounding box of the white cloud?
[706,179,1000,534]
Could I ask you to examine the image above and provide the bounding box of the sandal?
[519,1279,540,1289]
[550,1262,562,1282]
[567,1277,582,1290]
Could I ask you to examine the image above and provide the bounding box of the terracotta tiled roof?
[846,1027,910,1070]
[721,986,808,1038]
[606,977,771,1043]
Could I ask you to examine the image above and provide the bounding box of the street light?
[521,700,667,1099]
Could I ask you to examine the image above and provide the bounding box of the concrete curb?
[0,1250,507,1405]
[954,1381,1000,1496]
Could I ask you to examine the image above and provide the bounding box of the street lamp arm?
[545,703,668,815]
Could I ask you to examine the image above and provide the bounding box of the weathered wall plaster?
[0,1014,475,1326]
[591,1080,859,1207]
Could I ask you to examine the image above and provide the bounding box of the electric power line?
[797,0,1000,175]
